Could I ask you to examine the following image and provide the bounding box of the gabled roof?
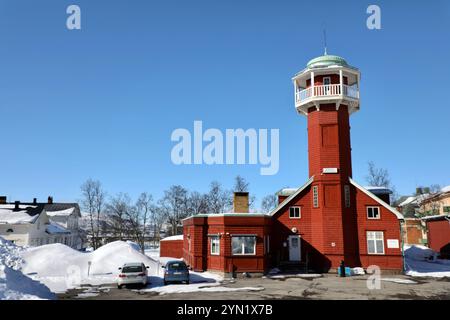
[44,203,81,217]
[270,177,314,216]
[349,178,404,220]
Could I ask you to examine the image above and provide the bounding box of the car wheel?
[164,280,167,286]
[117,285,122,289]
[186,280,190,285]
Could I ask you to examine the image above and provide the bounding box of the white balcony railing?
[295,84,359,104]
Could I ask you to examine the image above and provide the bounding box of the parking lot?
[59,273,450,300]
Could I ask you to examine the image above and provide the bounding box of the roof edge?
[270,176,314,216]
[349,178,404,220]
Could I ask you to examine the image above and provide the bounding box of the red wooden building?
[182,54,404,274]
[423,214,450,258]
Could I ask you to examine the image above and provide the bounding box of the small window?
[210,236,220,255]
[313,186,319,208]
[289,207,301,219]
[232,236,256,255]
[6,228,13,233]
[367,207,380,219]
[367,231,384,254]
[344,185,351,208]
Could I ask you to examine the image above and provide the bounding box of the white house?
[0,197,83,249]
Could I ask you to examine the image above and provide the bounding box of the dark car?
[162,260,190,285]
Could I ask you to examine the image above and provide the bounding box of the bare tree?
[206,181,232,213]
[233,175,256,209]
[188,191,209,215]
[417,184,443,216]
[106,193,133,241]
[151,206,166,246]
[126,192,154,253]
[261,194,278,213]
[234,175,250,192]
[80,179,106,250]
[365,161,391,187]
[158,185,190,236]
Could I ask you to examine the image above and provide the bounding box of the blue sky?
[0,0,449,205]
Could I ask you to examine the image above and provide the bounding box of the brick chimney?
[0,196,6,204]
[233,192,249,213]
[14,201,20,210]
[48,196,53,204]
[33,198,37,205]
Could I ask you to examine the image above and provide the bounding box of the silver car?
[117,262,149,289]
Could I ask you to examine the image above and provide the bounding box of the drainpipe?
[400,220,406,274]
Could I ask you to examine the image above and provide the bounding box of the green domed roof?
[307,54,348,68]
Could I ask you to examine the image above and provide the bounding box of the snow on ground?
[142,247,264,295]
[0,237,55,300]
[404,245,450,278]
[381,278,418,284]
[21,241,158,293]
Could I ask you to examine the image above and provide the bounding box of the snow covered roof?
[44,203,80,217]
[365,186,392,194]
[161,235,183,241]
[182,213,269,220]
[45,223,70,234]
[46,207,75,217]
[441,185,450,193]
[399,196,418,207]
[0,204,43,224]
[420,214,450,221]
[350,178,404,220]
[276,188,299,197]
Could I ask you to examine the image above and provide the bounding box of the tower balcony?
[292,54,361,116]
[295,83,360,115]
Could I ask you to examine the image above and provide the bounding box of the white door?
[323,77,331,95]
[288,235,301,261]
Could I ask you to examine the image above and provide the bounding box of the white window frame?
[210,236,220,255]
[367,206,380,220]
[313,186,319,208]
[344,185,351,208]
[367,231,385,255]
[231,236,256,256]
[289,206,301,219]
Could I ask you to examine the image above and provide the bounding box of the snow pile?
[21,241,158,293]
[0,237,54,300]
[405,245,450,278]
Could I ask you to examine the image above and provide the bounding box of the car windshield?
[122,265,143,273]
[167,262,187,271]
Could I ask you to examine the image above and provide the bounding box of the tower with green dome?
[292,53,360,115]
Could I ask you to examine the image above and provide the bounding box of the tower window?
[289,207,301,219]
[344,185,351,208]
[367,207,380,219]
[313,186,319,208]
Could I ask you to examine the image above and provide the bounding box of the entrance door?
[288,235,301,261]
